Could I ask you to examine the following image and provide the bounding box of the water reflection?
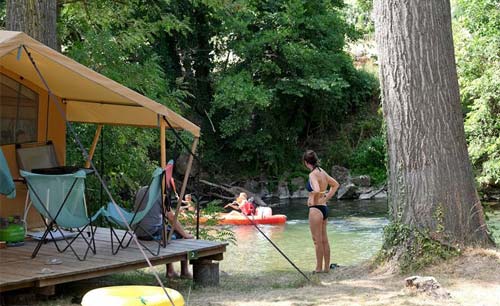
[219,199,389,274]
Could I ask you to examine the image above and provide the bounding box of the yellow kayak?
[81,286,184,306]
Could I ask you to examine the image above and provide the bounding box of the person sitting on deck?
[224,192,255,216]
[134,186,193,278]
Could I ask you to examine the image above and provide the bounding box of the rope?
[162,117,312,283]
[21,45,176,306]
[240,211,312,282]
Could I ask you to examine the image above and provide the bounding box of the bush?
[348,135,387,185]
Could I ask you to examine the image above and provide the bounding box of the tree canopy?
[53,0,380,189]
[454,0,500,190]
[1,0,496,202]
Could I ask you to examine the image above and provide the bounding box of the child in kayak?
[224,192,255,216]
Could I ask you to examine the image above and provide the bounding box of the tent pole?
[168,137,199,242]
[85,124,103,169]
[160,118,167,247]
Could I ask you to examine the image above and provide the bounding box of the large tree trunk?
[6,0,58,50]
[374,0,492,248]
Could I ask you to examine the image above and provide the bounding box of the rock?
[259,185,271,199]
[331,165,351,185]
[291,189,309,198]
[374,190,387,199]
[358,189,376,200]
[358,186,385,200]
[290,177,308,198]
[243,180,259,193]
[175,153,199,177]
[405,276,451,299]
[351,175,371,187]
[336,183,358,199]
[290,177,305,188]
[274,181,290,199]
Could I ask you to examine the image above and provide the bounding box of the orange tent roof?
[0,31,200,137]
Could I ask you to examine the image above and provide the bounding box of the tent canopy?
[0,31,200,137]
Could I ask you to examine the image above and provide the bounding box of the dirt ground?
[186,248,500,306]
[9,248,498,306]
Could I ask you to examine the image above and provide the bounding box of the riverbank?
[187,248,499,306]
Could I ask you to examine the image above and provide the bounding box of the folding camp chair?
[16,141,60,230]
[16,141,60,172]
[20,169,103,261]
[102,167,165,256]
[0,148,16,199]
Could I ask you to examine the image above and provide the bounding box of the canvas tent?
[0,31,199,134]
[0,30,199,228]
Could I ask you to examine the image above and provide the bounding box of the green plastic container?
[0,217,25,244]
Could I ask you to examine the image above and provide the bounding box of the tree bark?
[374,0,492,246]
[6,0,58,50]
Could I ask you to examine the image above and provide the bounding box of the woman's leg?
[321,219,330,272]
[309,208,325,272]
[167,263,178,278]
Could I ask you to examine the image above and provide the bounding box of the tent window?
[0,73,39,145]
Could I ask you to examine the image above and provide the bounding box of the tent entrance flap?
[65,100,160,127]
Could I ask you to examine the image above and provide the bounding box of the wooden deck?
[0,227,227,293]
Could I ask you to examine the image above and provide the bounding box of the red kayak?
[217,213,287,225]
[184,207,286,225]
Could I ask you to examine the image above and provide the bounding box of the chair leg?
[107,223,162,256]
[109,226,122,255]
[35,216,99,261]
[50,224,94,261]
[134,224,162,256]
[31,225,53,258]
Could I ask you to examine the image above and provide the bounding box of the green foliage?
[378,222,460,273]
[181,200,236,244]
[0,0,5,29]
[59,0,189,107]
[66,124,159,212]
[323,107,386,185]
[344,0,374,35]
[454,0,500,188]
[206,0,379,176]
[59,1,194,211]
[25,0,382,192]
[211,71,272,138]
[349,135,387,185]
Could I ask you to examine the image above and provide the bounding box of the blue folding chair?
[0,148,15,199]
[102,167,165,255]
[20,170,103,260]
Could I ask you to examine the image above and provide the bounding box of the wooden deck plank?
[0,227,228,292]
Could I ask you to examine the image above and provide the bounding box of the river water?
[219,198,389,274]
[218,198,500,275]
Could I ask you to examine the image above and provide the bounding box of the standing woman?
[303,150,340,273]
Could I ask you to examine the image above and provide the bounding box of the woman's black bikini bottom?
[309,205,328,220]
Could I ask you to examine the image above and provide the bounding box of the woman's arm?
[324,174,339,201]
[308,173,322,194]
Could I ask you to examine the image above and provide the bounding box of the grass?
[9,248,500,306]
